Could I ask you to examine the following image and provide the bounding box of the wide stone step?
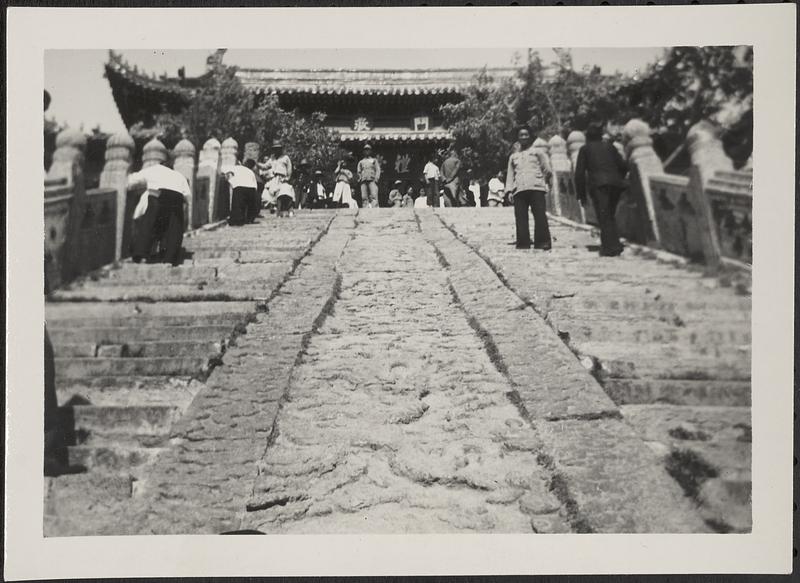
[46,301,257,320]
[68,445,166,472]
[603,379,751,407]
[547,294,751,314]
[51,284,282,303]
[596,355,750,382]
[57,379,200,408]
[49,324,240,345]
[67,404,179,441]
[55,340,224,359]
[554,319,751,346]
[48,312,252,330]
[57,375,196,397]
[55,356,212,379]
[95,265,219,284]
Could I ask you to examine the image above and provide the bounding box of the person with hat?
[388,180,404,207]
[260,141,292,210]
[357,144,381,208]
[127,162,192,266]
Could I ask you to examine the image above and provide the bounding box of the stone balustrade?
[538,118,751,268]
[44,130,228,290]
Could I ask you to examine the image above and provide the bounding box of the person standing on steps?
[244,158,263,220]
[333,157,357,209]
[357,144,381,208]
[223,161,259,226]
[127,162,192,266]
[574,122,628,257]
[505,125,553,250]
[423,154,441,208]
[440,147,462,207]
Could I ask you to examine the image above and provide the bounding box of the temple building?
[104,50,517,194]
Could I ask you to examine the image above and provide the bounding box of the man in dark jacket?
[574,123,628,256]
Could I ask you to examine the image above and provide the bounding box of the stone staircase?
[44,212,336,535]
[438,208,752,533]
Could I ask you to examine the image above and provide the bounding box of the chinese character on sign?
[395,153,411,174]
[353,117,371,131]
[414,116,429,131]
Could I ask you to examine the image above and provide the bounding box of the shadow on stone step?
[220,529,265,535]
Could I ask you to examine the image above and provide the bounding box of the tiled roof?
[104,50,195,99]
[237,67,516,96]
[105,50,516,98]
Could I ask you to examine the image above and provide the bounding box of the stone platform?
[44,208,751,535]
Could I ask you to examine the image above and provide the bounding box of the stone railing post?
[99,132,135,261]
[533,137,549,160]
[243,142,261,165]
[221,137,239,168]
[566,131,586,172]
[547,135,571,216]
[685,121,736,266]
[566,131,587,222]
[198,138,221,221]
[142,137,168,168]
[622,119,663,243]
[46,128,87,282]
[173,138,197,229]
[686,120,734,187]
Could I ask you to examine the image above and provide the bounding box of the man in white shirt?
[423,155,441,208]
[126,163,192,266]
[223,162,259,226]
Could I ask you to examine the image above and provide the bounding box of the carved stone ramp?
[437,207,750,533]
[416,210,707,533]
[44,211,338,536]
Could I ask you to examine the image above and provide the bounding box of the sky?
[44,47,667,133]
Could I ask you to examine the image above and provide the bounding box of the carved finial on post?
[547,135,570,172]
[173,138,197,230]
[243,142,261,164]
[100,132,135,261]
[142,137,168,168]
[533,137,550,160]
[47,128,87,281]
[566,130,586,171]
[198,138,222,222]
[48,128,87,185]
[686,120,734,186]
[220,137,239,167]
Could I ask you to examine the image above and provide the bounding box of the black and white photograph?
[6,4,795,579]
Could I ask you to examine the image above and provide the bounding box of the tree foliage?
[616,46,753,134]
[441,47,753,179]
[439,69,518,180]
[154,64,344,171]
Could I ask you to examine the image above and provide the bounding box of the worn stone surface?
[242,211,566,534]
[44,212,338,536]
[46,208,747,536]
[438,208,750,531]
